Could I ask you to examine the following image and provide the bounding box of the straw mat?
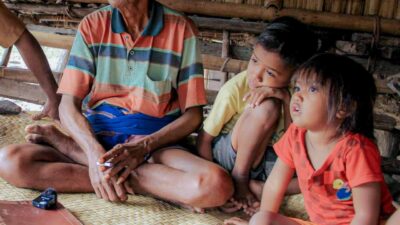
[0,113,307,225]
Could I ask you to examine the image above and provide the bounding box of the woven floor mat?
[0,113,308,224]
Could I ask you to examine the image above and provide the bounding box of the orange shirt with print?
[274,124,395,225]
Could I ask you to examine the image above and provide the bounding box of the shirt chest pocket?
[143,75,172,97]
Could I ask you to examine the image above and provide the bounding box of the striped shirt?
[58,0,207,117]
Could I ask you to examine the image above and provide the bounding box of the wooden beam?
[203,55,248,74]
[26,24,77,36]
[4,3,95,18]
[7,1,400,36]
[155,0,400,36]
[190,16,266,33]
[88,0,400,36]
[0,78,46,104]
[30,31,74,49]
[0,68,61,84]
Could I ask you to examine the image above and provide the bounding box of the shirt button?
[129,50,134,55]
[129,66,133,70]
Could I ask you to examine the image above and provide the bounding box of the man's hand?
[88,155,127,202]
[100,141,149,185]
[32,98,60,121]
[243,86,289,108]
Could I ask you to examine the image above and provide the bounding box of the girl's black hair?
[293,53,377,140]
[257,16,318,68]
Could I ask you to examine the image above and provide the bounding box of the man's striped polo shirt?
[58,0,207,117]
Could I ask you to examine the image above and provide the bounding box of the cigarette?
[96,162,113,167]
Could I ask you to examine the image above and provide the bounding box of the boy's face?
[246,44,294,90]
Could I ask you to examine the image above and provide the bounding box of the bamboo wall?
[208,0,400,19]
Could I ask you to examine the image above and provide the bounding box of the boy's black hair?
[293,53,377,140]
[257,16,318,68]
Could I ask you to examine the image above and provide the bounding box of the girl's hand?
[224,217,249,225]
[243,86,290,108]
[99,142,150,184]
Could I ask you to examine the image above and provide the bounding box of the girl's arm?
[351,182,381,225]
[260,158,295,212]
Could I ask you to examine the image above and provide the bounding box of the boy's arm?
[260,158,295,212]
[197,130,215,161]
[350,182,381,225]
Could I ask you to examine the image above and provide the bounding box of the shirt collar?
[111,0,164,36]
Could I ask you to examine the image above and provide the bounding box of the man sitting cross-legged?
[0,0,233,212]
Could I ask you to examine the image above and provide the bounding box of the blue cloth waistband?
[85,103,178,150]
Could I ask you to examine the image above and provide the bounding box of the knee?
[0,144,25,168]
[0,145,35,188]
[245,100,280,127]
[187,165,234,207]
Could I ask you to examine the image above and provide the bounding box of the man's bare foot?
[24,124,84,164]
[25,124,67,146]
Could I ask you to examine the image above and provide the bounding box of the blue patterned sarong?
[85,103,178,150]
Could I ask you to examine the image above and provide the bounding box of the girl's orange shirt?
[274,124,395,225]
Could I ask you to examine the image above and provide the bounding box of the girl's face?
[290,76,331,131]
[246,44,293,90]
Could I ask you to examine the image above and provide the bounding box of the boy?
[197,17,318,210]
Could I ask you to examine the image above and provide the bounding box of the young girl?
[224,53,396,225]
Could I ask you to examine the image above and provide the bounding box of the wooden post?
[364,0,380,16]
[221,30,230,83]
